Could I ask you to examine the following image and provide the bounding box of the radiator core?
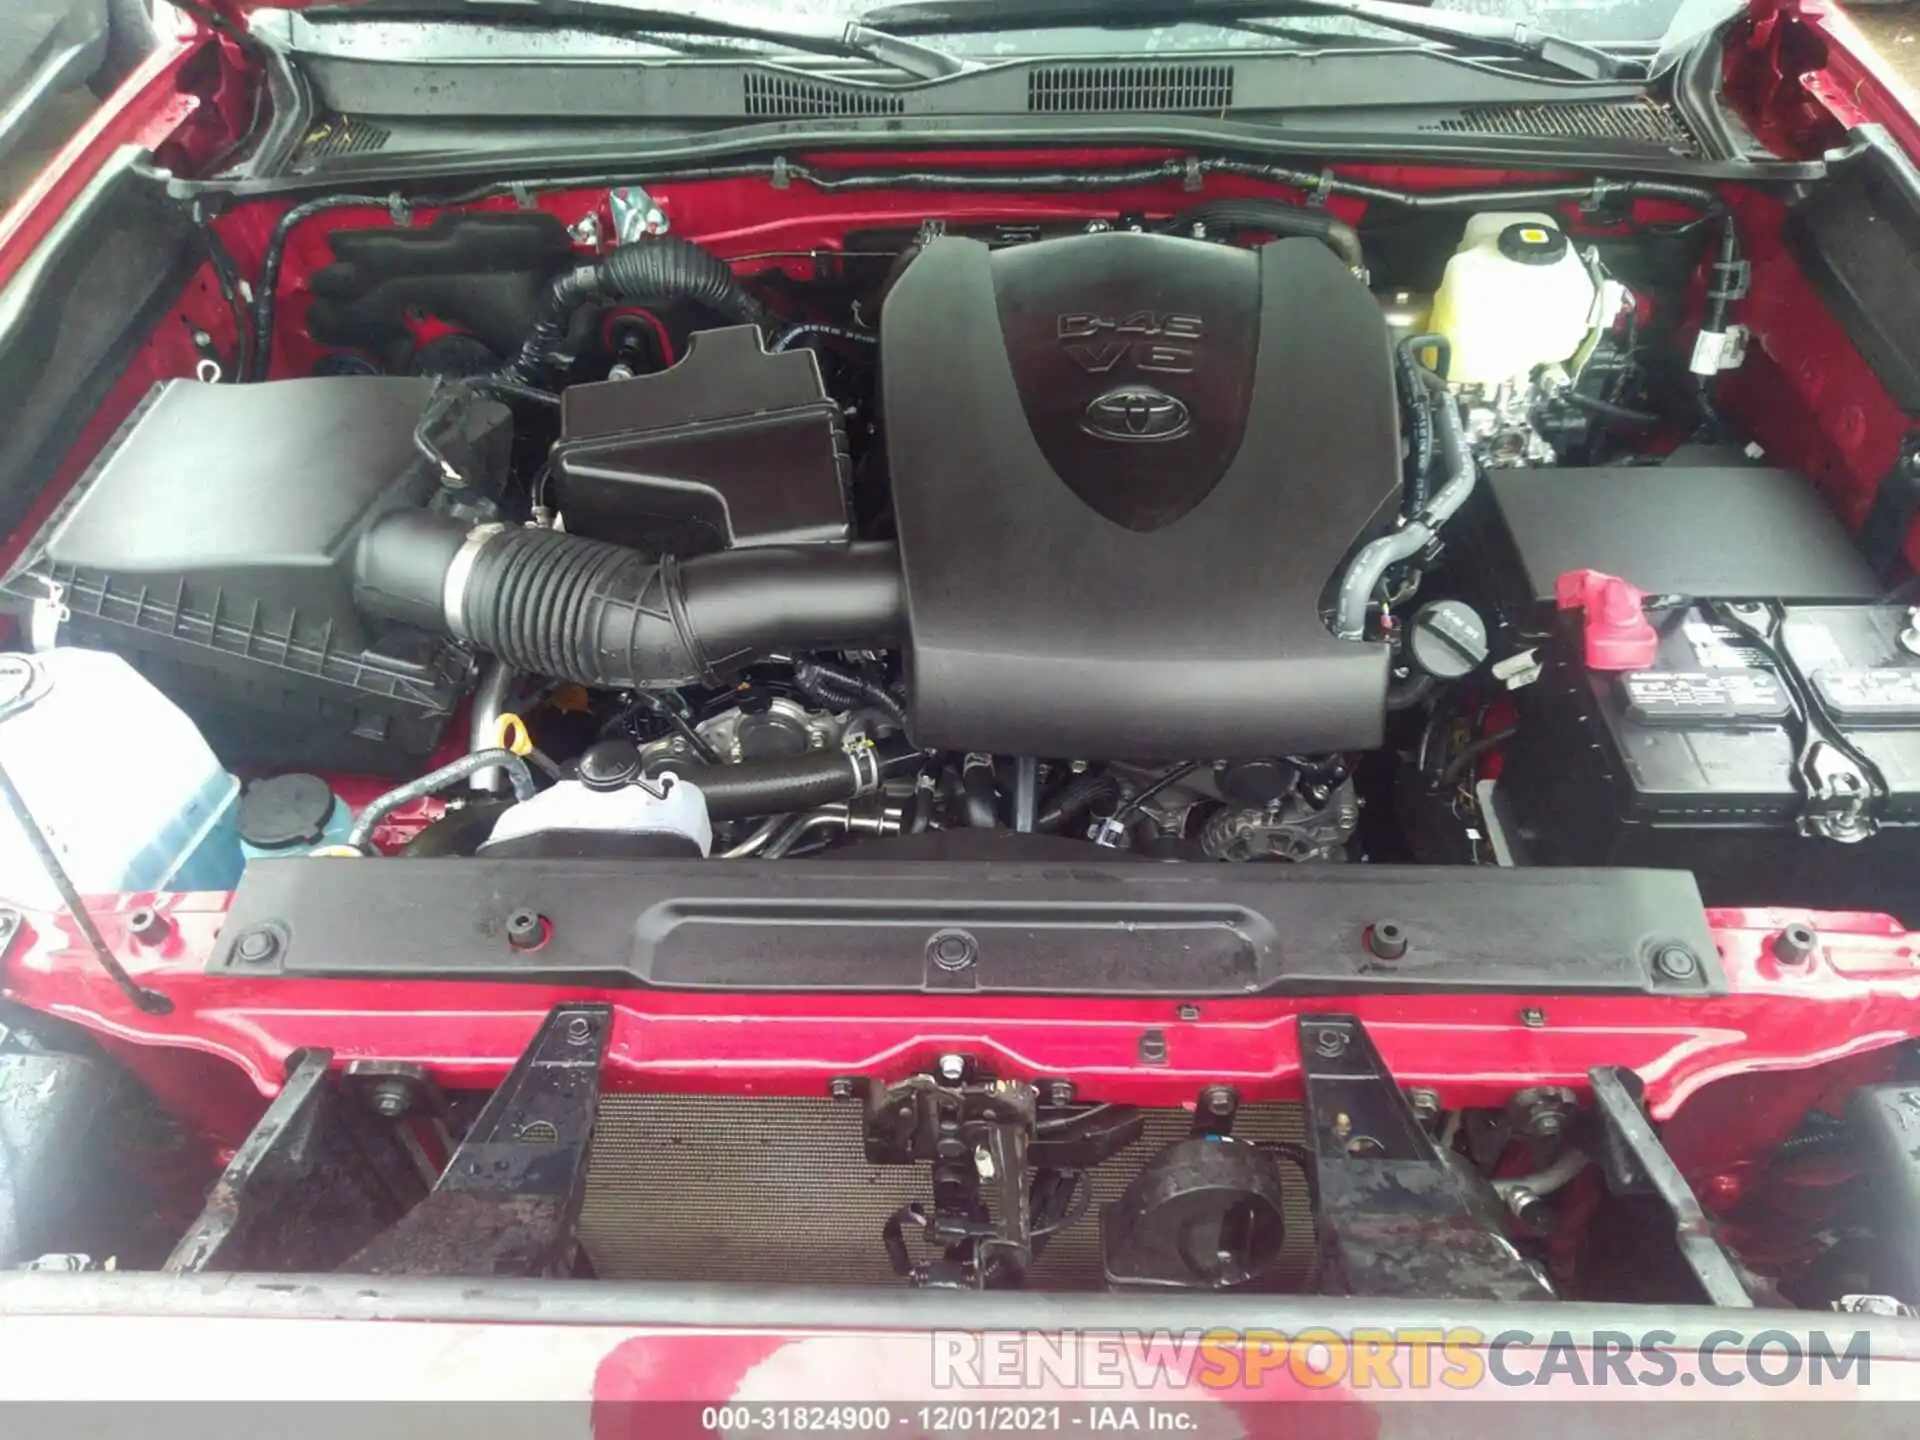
[579,1095,1313,1288]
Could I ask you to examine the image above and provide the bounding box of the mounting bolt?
[1773,924,1818,967]
[936,1053,967,1083]
[1405,1087,1441,1122]
[1653,944,1701,982]
[1530,1109,1566,1137]
[127,907,170,946]
[1313,1027,1349,1058]
[369,1080,411,1119]
[829,1076,856,1100]
[564,1014,594,1045]
[1366,919,1409,961]
[1202,1086,1237,1117]
[506,909,548,952]
[1045,1079,1075,1106]
[233,928,280,966]
[1519,1007,1547,1029]
[927,930,979,973]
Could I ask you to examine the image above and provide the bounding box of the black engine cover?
[881,232,1400,758]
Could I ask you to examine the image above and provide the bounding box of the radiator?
[579,1096,1313,1288]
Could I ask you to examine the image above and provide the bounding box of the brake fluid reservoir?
[0,649,242,907]
[1429,214,1597,387]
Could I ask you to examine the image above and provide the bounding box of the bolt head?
[829,1077,856,1100]
[1530,1110,1566,1137]
[1045,1080,1074,1106]
[936,1053,966,1083]
[1654,944,1701,981]
[1204,1087,1236,1116]
[506,909,548,952]
[1772,924,1818,966]
[1366,920,1409,961]
[371,1085,408,1118]
[234,928,279,965]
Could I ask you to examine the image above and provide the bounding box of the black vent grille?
[294,117,392,165]
[1028,63,1235,114]
[1425,99,1698,152]
[742,72,906,117]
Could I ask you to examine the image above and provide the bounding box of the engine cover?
[881,232,1401,758]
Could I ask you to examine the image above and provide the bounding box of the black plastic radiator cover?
[213,859,1719,996]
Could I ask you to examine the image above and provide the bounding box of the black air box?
[552,325,851,554]
[3,378,485,774]
[881,233,1400,758]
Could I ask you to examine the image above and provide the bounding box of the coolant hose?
[347,749,537,852]
[1036,771,1122,834]
[691,735,923,823]
[1333,366,1475,641]
[501,237,766,385]
[354,512,905,689]
[962,756,1001,829]
[1173,199,1365,272]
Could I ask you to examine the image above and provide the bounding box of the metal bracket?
[167,1050,424,1274]
[347,1004,612,1278]
[867,1070,1039,1287]
[1301,1014,1552,1301]
[1589,1065,1753,1307]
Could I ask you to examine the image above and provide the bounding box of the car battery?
[1494,601,1920,918]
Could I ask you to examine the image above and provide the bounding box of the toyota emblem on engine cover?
[1082,385,1191,443]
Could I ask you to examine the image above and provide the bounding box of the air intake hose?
[354,513,905,689]
[501,237,767,385]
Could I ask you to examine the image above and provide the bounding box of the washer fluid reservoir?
[0,649,243,907]
[1429,214,1597,388]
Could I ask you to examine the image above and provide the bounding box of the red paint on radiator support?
[3,893,1915,1193]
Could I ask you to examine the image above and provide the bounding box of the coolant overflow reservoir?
[480,742,713,859]
[1429,214,1597,388]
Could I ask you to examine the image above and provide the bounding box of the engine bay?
[7,160,1917,912]
[6,146,1920,1311]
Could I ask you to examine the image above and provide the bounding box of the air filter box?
[3,378,493,774]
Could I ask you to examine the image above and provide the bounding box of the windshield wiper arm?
[326,0,970,80]
[855,0,1637,81]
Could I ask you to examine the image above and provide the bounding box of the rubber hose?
[690,736,921,823]
[355,514,905,689]
[1386,672,1438,712]
[963,763,1000,829]
[1334,368,1473,641]
[794,660,910,733]
[346,749,536,852]
[1035,771,1122,834]
[1567,391,1662,427]
[1394,342,1434,513]
[502,237,766,385]
[1175,199,1365,271]
[400,800,514,858]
